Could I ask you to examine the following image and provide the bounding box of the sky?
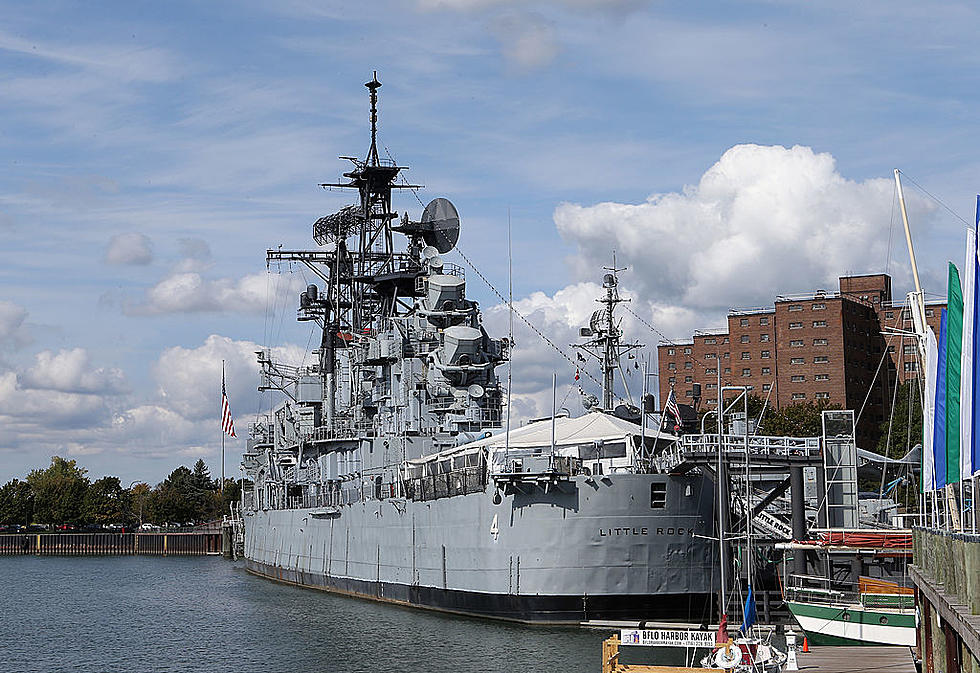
[1,0,978,485]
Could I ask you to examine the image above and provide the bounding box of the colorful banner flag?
[974,197,980,477]
[935,309,948,489]
[922,325,939,492]
[947,264,963,484]
[963,228,978,481]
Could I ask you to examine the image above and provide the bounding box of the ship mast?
[573,258,642,411]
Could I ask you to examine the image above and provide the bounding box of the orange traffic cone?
[801,637,810,653]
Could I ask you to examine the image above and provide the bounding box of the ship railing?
[655,434,821,471]
[489,450,580,484]
[402,466,486,502]
[784,574,914,609]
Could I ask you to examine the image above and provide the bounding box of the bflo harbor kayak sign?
[620,629,716,647]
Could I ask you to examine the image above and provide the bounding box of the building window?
[813,320,827,328]
[888,345,896,353]
[706,367,717,375]
[685,390,693,397]
[684,362,693,369]
[814,338,828,346]
[926,309,935,317]
[741,335,750,343]
[742,368,751,377]
[902,308,911,319]
[791,357,804,364]
[668,363,676,370]
[706,353,716,359]
[904,362,918,372]
[789,322,803,329]
[760,333,770,342]
[684,347,692,355]
[705,338,716,344]
[903,344,915,354]
[762,383,772,392]
[667,348,676,355]
[788,305,803,312]
[706,382,717,389]
[814,356,829,363]
[723,352,730,359]
[884,311,894,320]
[761,350,771,359]
[790,340,804,347]
[791,375,805,382]
[815,374,829,381]
[760,316,769,325]
[723,337,729,344]
[740,318,749,327]
[685,376,693,383]
[741,352,751,360]
[761,367,771,375]
[724,368,731,374]
[812,303,826,310]
[792,393,806,400]
[668,377,676,384]
[815,392,830,400]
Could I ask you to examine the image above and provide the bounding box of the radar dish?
[429,255,444,270]
[467,384,485,399]
[421,245,440,260]
[421,198,460,254]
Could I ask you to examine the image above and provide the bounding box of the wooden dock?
[797,645,917,673]
[0,532,222,556]
[601,636,917,673]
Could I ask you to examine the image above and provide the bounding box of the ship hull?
[243,472,718,624]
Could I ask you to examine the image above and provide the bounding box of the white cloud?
[21,348,126,395]
[555,144,932,313]
[105,232,153,265]
[491,13,560,69]
[0,371,114,431]
[0,301,30,347]
[127,271,305,315]
[153,334,308,421]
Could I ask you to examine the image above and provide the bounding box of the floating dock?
[0,532,222,556]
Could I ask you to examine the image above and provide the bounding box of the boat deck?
[799,645,917,673]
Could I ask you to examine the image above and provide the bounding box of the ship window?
[879,616,888,625]
[601,442,627,459]
[651,483,667,509]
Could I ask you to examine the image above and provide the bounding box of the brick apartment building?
[657,274,945,448]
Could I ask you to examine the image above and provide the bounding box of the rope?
[622,303,735,387]
[898,169,972,227]
[452,244,602,388]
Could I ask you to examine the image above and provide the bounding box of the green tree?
[27,457,90,526]
[759,400,841,437]
[875,380,922,459]
[0,479,34,526]
[82,476,129,526]
[147,466,198,525]
[127,482,151,526]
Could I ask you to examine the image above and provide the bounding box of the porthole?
[879,616,888,625]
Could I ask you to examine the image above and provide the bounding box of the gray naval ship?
[240,73,719,624]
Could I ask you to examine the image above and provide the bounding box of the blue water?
[0,556,605,672]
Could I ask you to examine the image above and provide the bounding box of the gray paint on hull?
[244,472,719,622]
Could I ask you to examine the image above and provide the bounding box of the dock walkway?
[799,646,917,673]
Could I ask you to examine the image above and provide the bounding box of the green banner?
[947,262,963,483]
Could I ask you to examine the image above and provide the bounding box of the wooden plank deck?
[798,646,917,673]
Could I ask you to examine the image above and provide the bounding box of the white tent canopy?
[461,412,678,451]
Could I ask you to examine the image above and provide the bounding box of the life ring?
[714,646,741,669]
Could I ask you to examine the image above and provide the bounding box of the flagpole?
[221,359,226,505]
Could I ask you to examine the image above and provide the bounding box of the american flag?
[664,387,683,426]
[221,369,236,438]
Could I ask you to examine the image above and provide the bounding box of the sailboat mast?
[895,169,927,328]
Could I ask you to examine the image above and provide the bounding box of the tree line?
[0,457,244,528]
